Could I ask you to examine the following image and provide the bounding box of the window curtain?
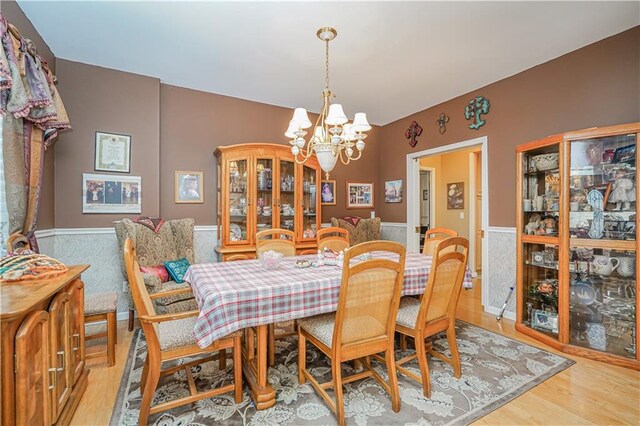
[1,15,70,252]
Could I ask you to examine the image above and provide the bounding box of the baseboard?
[483,305,516,321]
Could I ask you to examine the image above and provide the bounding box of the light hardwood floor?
[71,281,640,425]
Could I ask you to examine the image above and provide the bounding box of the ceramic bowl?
[532,153,559,171]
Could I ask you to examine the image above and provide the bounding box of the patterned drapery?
[1,14,70,252]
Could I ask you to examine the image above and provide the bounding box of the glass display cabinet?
[215,143,322,261]
[517,122,639,370]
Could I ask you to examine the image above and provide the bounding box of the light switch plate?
[459,212,464,219]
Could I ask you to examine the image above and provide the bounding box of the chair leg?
[219,348,227,370]
[107,311,116,367]
[139,358,161,426]
[447,323,461,378]
[268,324,275,367]
[385,348,400,413]
[233,337,243,403]
[128,309,134,332]
[400,334,408,351]
[332,359,345,426]
[298,331,306,384]
[140,355,150,391]
[415,333,431,398]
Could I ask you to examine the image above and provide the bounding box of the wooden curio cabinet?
[516,122,640,370]
[215,143,322,260]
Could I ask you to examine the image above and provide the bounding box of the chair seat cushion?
[298,313,336,347]
[158,316,241,351]
[396,296,421,328]
[85,291,118,316]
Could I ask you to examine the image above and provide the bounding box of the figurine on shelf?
[525,213,542,235]
[609,169,636,211]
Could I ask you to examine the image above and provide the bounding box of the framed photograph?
[531,309,558,333]
[613,144,635,164]
[385,179,403,203]
[446,182,464,209]
[94,131,131,173]
[83,173,141,213]
[320,180,336,205]
[346,182,374,209]
[423,189,429,201]
[175,171,204,204]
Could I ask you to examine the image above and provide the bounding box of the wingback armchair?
[114,218,198,331]
[330,217,381,246]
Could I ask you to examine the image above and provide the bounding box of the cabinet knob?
[56,350,65,372]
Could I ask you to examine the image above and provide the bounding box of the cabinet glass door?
[569,133,636,241]
[300,165,319,241]
[521,242,560,338]
[255,158,275,234]
[569,247,636,358]
[521,147,560,237]
[278,159,296,232]
[227,159,248,244]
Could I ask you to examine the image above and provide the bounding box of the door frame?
[468,150,481,276]
[419,166,436,229]
[406,136,489,306]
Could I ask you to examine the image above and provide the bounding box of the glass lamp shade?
[352,112,371,132]
[326,103,348,125]
[314,143,338,174]
[292,108,312,129]
[284,121,297,139]
[341,123,356,141]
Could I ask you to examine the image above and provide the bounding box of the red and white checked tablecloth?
[184,252,473,348]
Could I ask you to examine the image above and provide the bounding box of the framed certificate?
[94,131,131,173]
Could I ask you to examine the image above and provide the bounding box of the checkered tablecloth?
[185,252,473,348]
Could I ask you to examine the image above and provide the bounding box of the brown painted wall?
[379,26,640,226]
[3,0,57,229]
[54,60,160,228]
[159,84,381,225]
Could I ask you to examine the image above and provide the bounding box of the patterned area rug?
[110,321,573,425]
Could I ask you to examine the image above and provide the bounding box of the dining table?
[184,251,473,410]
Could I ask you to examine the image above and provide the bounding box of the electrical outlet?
[122,281,128,292]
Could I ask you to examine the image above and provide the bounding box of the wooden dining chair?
[255,228,297,365]
[226,254,250,262]
[395,236,468,398]
[256,228,296,257]
[422,227,458,256]
[124,238,243,425]
[317,227,349,252]
[298,240,406,426]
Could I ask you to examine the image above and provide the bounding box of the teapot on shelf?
[590,255,619,277]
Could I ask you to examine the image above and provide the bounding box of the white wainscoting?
[35,223,516,319]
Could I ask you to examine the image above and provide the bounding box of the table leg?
[242,324,276,410]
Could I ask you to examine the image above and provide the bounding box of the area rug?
[110,321,573,425]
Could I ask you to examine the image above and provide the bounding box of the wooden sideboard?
[1,265,90,425]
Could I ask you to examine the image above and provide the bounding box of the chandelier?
[285,27,371,179]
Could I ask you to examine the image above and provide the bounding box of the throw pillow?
[139,265,170,283]
[163,258,191,284]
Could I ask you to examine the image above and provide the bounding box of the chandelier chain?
[325,39,330,90]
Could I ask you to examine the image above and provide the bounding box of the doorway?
[406,136,489,307]
[418,167,436,252]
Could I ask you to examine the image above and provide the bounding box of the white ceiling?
[16,1,640,125]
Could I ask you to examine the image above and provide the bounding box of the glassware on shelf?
[228,159,248,242]
[522,243,560,336]
[521,147,561,237]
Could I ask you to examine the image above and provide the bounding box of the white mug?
[524,199,532,212]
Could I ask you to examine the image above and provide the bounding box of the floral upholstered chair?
[330,216,381,246]
[114,218,197,330]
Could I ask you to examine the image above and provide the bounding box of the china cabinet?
[0,265,89,425]
[516,123,640,370]
[215,143,322,260]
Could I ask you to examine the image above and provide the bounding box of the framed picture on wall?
[385,179,403,203]
[82,173,141,213]
[175,171,204,203]
[94,131,131,173]
[320,180,336,205]
[447,182,464,209]
[346,182,374,209]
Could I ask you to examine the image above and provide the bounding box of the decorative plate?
[570,282,597,306]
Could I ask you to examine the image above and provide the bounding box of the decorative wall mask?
[405,121,423,147]
[464,96,490,130]
[436,113,449,134]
